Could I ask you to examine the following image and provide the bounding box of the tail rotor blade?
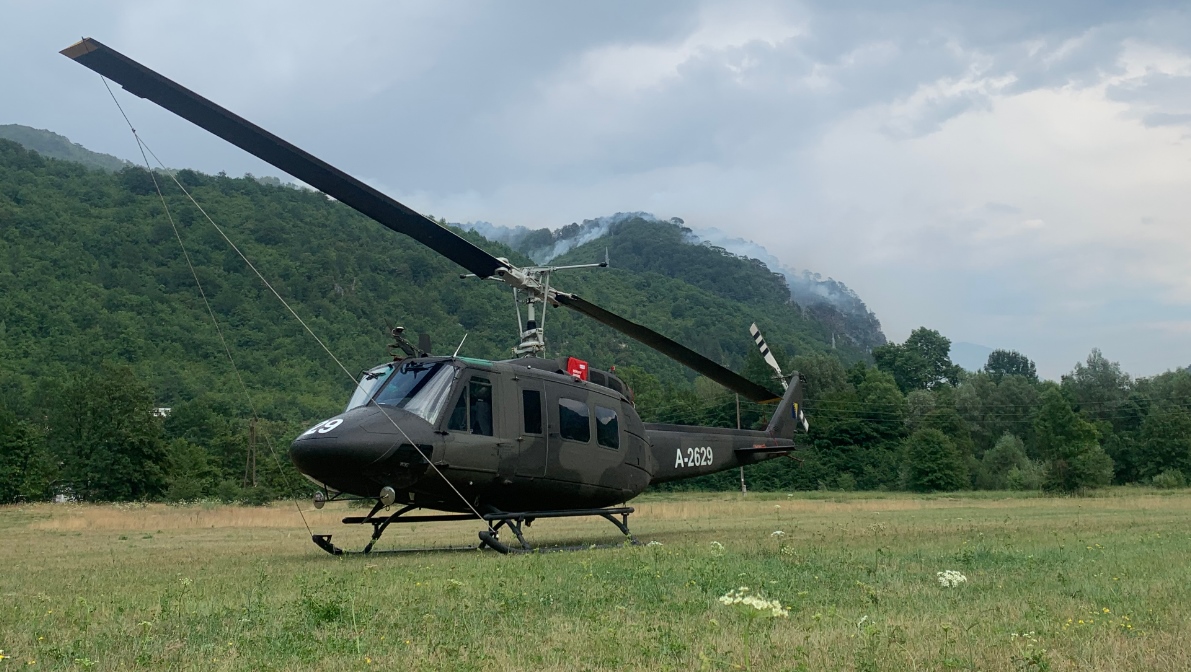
[750,322,787,390]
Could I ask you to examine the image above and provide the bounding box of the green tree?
[905,389,936,434]
[873,327,961,393]
[789,352,850,401]
[901,428,968,492]
[615,366,663,415]
[857,367,907,443]
[46,363,168,501]
[922,385,976,458]
[955,372,1041,457]
[163,438,218,501]
[1033,387,1113,492]
[1136,403,1191,480]
[0,410,54,502]
[1061,349,1134,433]
[984,349,1038,383]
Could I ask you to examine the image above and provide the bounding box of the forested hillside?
[2,138,1189,504]
[0,139,861,501]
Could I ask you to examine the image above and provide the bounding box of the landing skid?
[311,504,639,556]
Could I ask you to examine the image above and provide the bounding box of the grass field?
[2,490,1190,671]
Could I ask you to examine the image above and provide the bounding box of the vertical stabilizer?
[764,372,808,439]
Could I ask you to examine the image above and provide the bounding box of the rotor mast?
[467,260,608,357]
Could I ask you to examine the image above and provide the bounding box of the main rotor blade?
[61,38,508,279]
[555,294,781,403]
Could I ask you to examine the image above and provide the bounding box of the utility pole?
[737,394,746,494]
[244,418,257,488]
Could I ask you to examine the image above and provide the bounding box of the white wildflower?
[646,540,663,547]
[936,570,968,588]
[710,541,724,550]
[717,587,790,618]
[771,530,785,537]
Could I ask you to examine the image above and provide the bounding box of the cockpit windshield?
[345,364,395,412]
[370,361,456,425]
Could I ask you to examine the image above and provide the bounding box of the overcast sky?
[4,1,1190,379]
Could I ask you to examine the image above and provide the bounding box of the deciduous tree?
[984,349,1038,383]
[873,327,961,393]
[1033,387,1113,492]
[902,428,968,492]
[46,363,167,501]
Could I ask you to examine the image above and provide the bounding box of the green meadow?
[1,490,1189,671]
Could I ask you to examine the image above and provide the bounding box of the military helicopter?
[62,38,809,554]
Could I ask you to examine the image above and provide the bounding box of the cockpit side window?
[469,378,493,436]
[446,376,494,436]
[448,392,467,431]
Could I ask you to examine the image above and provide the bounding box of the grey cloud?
[4,0,1191,376]
[1143,112,1191,127]
[983,202,1022,215]
[1109,73,1191,117]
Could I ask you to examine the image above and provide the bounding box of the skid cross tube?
[311,505,639,555]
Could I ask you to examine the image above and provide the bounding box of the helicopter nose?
[289,407,437,496]
[290,410,388,489]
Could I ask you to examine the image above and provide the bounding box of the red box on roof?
[566,357,589,381]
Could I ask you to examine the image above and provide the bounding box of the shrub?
[214,480,244,503]
[1043,446,1114,493]
[836,473,858,491]
[1005,460,1044,491]
[1152,469,1187,489]
[979,433,1028,489]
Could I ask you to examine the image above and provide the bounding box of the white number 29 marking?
[675,446,713,468]
[302,418,343,437]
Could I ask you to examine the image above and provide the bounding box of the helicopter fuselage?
[291,356,797,513]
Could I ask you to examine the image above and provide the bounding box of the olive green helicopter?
[63,38,808,554]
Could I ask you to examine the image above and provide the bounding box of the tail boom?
[644,373,806,484]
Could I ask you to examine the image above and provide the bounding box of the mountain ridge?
[0,124,132,172]
[459,215,886,351]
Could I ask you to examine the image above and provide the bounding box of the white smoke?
[687,226,874,318]
[460,214,868,311]
[459,212,661,264]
